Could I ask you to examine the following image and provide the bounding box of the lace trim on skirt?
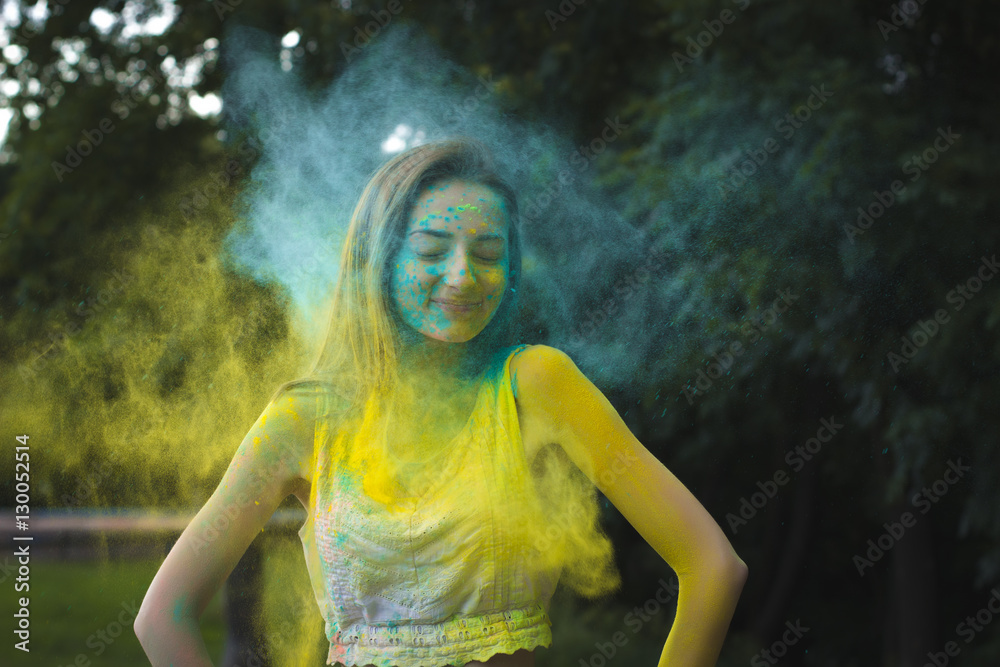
[326,602,551,667]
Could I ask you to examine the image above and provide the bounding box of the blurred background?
[1,1,999,666]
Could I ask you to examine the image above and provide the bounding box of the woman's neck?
[387,350,478,432]
[397,334,472,385]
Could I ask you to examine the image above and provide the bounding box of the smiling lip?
[432,299,481,314]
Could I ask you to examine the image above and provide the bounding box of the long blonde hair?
[272,137,523,413]
[275,139,621,599]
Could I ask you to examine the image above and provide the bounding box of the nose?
[441,247,476,288]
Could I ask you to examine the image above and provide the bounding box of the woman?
[135,138,748,667]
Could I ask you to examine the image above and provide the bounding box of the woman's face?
[390,178,510,344]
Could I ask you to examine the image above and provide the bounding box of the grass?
[0,552,671,667]
[1,557,226,666]
[1,543,751,667]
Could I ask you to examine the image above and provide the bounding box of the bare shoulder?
[509,344,588,450]
[257,380,342,495]
[510,344,585,402]
[508,343,631,479]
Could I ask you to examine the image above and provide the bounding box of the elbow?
[698,553,748,590]
[134,595,159,645]
[729,555,749,587]
[719,553,749,591]
[714,535,749,587]
[133,608,152,645]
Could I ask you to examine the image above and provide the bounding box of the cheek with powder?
[390,254,452,336]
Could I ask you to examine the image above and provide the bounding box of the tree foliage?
[2,1,999,664]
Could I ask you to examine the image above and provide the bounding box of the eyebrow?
[408,229,506,241]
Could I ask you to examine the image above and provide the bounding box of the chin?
[425,328,483,344]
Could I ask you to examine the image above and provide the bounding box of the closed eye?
[415,251,504,263]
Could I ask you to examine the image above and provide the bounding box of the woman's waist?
[331,601,551,648]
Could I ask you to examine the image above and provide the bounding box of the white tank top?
[298,345,561,666]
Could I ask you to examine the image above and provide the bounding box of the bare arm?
[513,345,748,667]
[134,385,317,666]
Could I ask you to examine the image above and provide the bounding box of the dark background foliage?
[1,1,998,665]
